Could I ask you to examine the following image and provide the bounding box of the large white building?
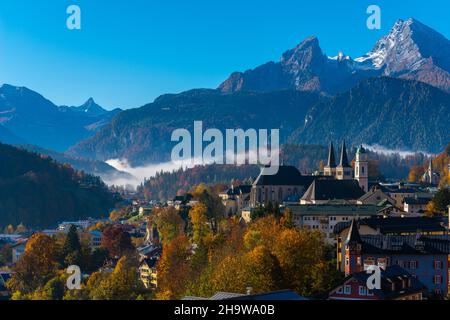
[287,204,379,244]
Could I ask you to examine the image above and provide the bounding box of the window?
[434,260,443,270]
[344,285,352,295]
[359,286,367,296]
[410,261,418,270]
[434,275,442,285]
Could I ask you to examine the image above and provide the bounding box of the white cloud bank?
[363,144,433,158]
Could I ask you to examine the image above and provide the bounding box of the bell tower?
[345,219,363,276]
[324,142,337,177]
[355,145,369,192]
[336,141,352,180]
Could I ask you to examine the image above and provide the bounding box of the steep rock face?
[357,18,450,92]
[220,19,450,94]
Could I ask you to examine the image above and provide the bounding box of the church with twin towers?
[324,141,369,192]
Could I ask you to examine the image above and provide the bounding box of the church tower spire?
[324,142,336,176]
[336,141,352,180]
[344,219,363,276]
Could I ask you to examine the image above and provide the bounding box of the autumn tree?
[189,203,212,245]
[7,233,59,295]
[281,208,295,229]
[31,276,66,300]
[156,235,191,300]
[101,225,134,258]
[431,188,450,213]
[152,207,185,245]
[88,256,142,300]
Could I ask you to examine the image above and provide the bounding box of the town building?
[421,159,440,185]
[300,179,365,205]
[334,216,448,240]
[249,166,315,207]
[0,272,12,300]
[357,186,396,206]
[354,145,369,192]
[184,289,308,300]
[324,141,352,181]
[139,258,159,289]
[381,184,422,207]
[339,220,450,297]
[88,231,103,250]
[328,265,426,300]
[403,196,431,216]
[11,241,26,264]
[58,219,93,231]
[287,204,379,244]
[219,185,252,216]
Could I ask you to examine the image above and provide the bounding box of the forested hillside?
[0,143,121,228]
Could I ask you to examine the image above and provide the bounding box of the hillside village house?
[249,166,315,207]
[403,197,431,216]
[339,220,450,298]
[287,204,379,244]
[328,265,426,300]
[334,217,448,240]
[219,185,252,216]
[139,258,158,289]
[300,179,365,205]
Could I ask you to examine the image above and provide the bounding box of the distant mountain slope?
[68,89,322,165]
[0,124,25,145]
[0,143,121,228]
[0,84,121,152]
[219,18,450,94]
[287,77,450,153]
[18,144,134,184]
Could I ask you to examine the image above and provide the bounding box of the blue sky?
[0,0,448,109]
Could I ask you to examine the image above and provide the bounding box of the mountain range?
[0,84,121,152]
[67,19,449,165]
[1,18,449,175]
[219,18,450,94]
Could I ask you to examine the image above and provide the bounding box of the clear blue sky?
[0,0,448,109]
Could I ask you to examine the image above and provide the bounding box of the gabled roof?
[346,266,426,300]
[403,197,430,205]
[227,185,252,196]
[140,258,158,269]
[229,290,308,301]
[334,217,447,235]
[360,234,450,255]
[184,290,308,301]
[301,179,365,201]
[254,166,315,187]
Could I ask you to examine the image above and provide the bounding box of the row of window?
[336,285,374,296]
[303,216,350,221]
[395,260,444,270]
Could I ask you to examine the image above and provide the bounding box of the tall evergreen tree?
[62,225,82,261]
